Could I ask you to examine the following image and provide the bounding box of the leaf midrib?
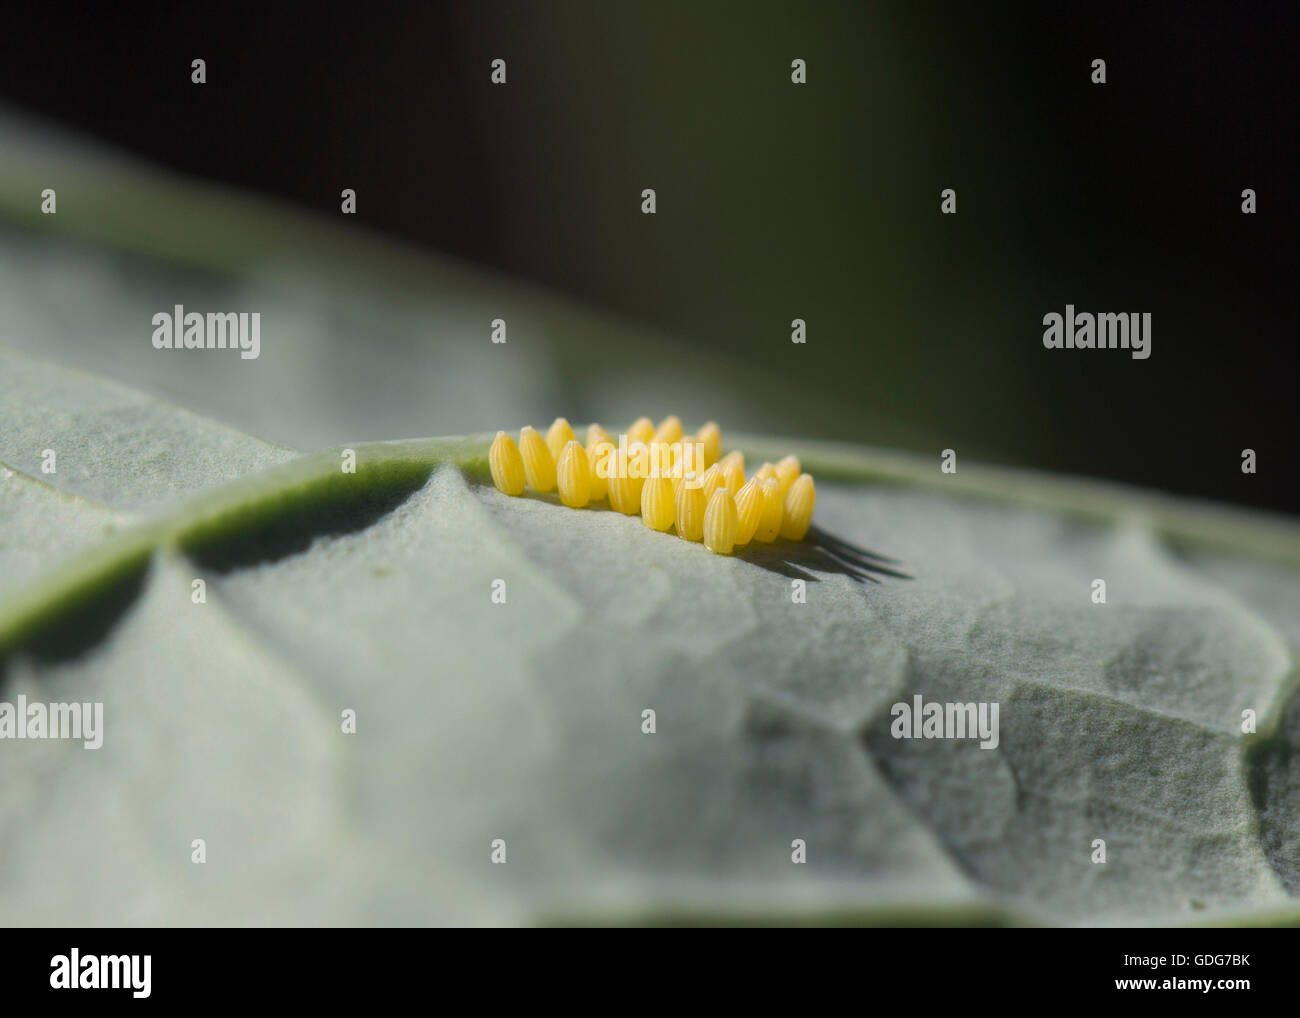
[5,430,1300,658]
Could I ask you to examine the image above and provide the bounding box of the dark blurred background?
[2,1,1296,513]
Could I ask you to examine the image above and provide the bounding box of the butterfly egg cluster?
[488,416,815,554]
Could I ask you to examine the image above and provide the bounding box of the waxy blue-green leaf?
[3,359,1300,925]
[3,105,1300,927]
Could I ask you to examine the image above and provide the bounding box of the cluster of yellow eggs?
[487,415,816,555]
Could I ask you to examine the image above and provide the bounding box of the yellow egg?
[702,489,737,555]
[674,479,706,542]
[586,437,614,501]
[653,414,684,445]
[721,457,744,496]
[626,440,651,485]
[678,437,707,482]
[780,473,816,540]
[546,417,576,463]
[640,476,675,531]
[626,417,655,445]
[697,463,724,502]
[556,440,591,508]
[719,449,745,475]
[753,478,784,542]
[775,454,801,496]
[518,426,556,492]
[696,421,722,466]
[732,476,764,546]
[607,450,645,514]
[488,430,526,496]
[663,440,683,479]
[647,438,675,481]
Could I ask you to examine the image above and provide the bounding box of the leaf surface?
[3,369,1298,926]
